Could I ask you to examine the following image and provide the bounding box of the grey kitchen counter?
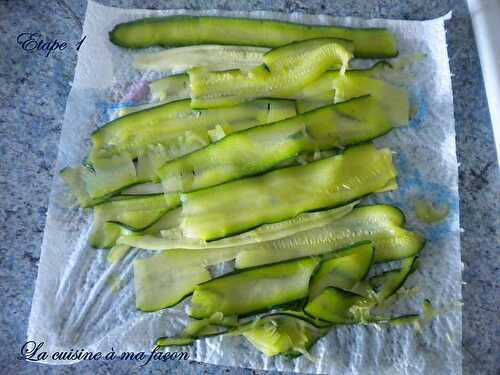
[0,0,498,374]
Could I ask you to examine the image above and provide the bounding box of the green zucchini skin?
[189,256,321,319]
[109,16,398,58]
[370,256,418,301]
[180,143,398,241]
[90,98,296,164]
[158,96,394,194]
[308,241,374,299]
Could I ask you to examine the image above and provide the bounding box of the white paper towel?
[27,1,462,373]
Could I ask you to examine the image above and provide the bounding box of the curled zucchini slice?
[189,38,353,108]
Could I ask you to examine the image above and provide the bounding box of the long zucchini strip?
[134,45,270,72]
[180,143,397,241]
[235,205,425,268]
[189,38,353,108]
[158,96,394,194]
[90,98,296,163]
[109,15,398,58]
[117,201,359,250]
[189,256,321,319]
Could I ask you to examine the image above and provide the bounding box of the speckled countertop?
[1,0,498,374]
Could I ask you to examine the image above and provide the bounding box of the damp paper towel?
[27,1,462,373]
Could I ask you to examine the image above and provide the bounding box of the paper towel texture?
[27,1,461,373]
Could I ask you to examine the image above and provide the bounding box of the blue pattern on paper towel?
[385,151,459,242]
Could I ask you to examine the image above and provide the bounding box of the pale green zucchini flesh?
[240,314,327,357]
[180,143,398,241]
[134,45,270,72]
[304,287,366,323]
[89,193,180,248]
[235,205,425,268]
[308,242,374,299]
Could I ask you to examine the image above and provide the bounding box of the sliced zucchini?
[62,154,139,203]
[149,73,190,101]
[109,16,398,58]
[235,205,425,268]
[308,242,374,299]
[155,337,195,347]
[84,155,139,198]
[238,313,327,357]
[134,45,269,72]
[133,247,241,311]
[189,256,320,319]
[295,70,410,126]
[121,182,164,195]
[117,101,167,118]
[304,287,366,323]
[189,38,353,108]
[158,96,395,194]
[370,256,418,301]
[60,167,97,208]
[106,244,131,264]
[118,201,358,251]
[90,98,296,163]
[90,193,180,248]
[180,144,398,241]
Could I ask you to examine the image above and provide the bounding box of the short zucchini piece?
[133,247,242,311]
[370,256,418,301]
[89,98,296,163]
[235,205,425,268]
[180,143,398,240]
[189,256,321,319]
[308,242,374,299]
[304,287,366,323]
[62,154,139,202]
[134,45,269,72]
[109,16,398,58]
[90,193,180,248]
[158,96,395,194]
[237,313,327,357]
[188,38,353,108]
[60,167,98,208]
[135,263,210,312]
